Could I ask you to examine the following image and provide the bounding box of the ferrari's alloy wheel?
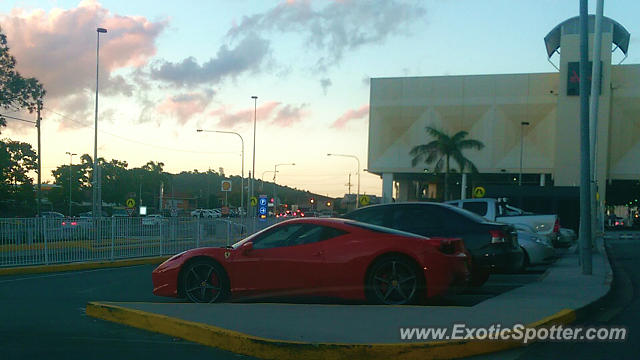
[368,257,419,305]
[183,261,225,303]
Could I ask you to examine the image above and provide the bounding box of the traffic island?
[86,245,612,359]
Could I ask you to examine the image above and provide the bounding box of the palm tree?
[410,126,484,201]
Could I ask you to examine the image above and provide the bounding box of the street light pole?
[197,129,245,222]
[93,27,107,219]
[251,96,258,228]
[328,153,360,208]
[261,170,276,192]
[274,163,295,214]
[65,152,77,216]
[519,121,530,186]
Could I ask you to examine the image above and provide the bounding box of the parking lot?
[0,243,567,360]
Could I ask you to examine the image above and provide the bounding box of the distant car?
[142,214,163,226]
[41,211,64,219]
[343,202,524,284]
[513,224,555,268]
[152,218,471,304]
[605,215,625,229]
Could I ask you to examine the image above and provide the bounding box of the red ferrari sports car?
[152,218,470,305]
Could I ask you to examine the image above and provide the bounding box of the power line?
[42,107,239,155]
[0,113,37,124]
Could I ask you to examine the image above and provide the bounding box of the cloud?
[272,103,309,127]
[150,34,270,86]
[213,101,280,128]
[320,78,332,95]
[331,104,369,129]
[361,75,370,87]
[211,101,308,128]
[156,92,213,125]
[0,0,167,123]
[227,0,426,71]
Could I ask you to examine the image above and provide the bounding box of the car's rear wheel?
[366,256,420,305]
[182,259,227,303]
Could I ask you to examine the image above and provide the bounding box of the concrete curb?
[0,256,169,276]
[85,302,576,360]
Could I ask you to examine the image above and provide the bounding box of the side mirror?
[241,242,253,255]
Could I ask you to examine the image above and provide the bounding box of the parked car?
[41,211,65,219]
[556,228,577,247]
[142,214,163,226]
[513,224,555,268]
[152,218,470,304]
[343,202,524,284]
[445,198,560,241]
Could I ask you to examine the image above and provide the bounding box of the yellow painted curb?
[0,256,169,276]
[85,302,578,360]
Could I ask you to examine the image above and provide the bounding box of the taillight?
[62,222,66,226]
[71,221,77,226]
[553,219,560,233]
[489,230,507,243]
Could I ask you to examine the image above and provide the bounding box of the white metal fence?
[0,216,282,268]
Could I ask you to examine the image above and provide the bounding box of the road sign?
[126,198,136,208]
[221,180,232,192]
[258,195,268,221]
[359,195,370,206]
[126,208,135,216]
[473,186,486,198]
[221,206,229,215]
[250,197,258,207]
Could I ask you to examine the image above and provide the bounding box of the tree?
[410,126,484,201]
[0,139,37,215]
[0,27,45,131]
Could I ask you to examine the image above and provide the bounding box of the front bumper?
[151,256,183,297]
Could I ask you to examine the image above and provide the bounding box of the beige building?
[368,16,638,209]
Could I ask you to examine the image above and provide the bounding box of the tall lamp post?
[92,27,107,219]
[274,163,295,213]
[519,121,530,186]
[65,152,77,216]
[250,96,258,227]
[328,153,360,208]
[197,129,245,222]
[261,170,277,192]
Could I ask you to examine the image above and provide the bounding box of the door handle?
[313,251,324,257]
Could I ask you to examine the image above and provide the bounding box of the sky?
[1,0,640,198]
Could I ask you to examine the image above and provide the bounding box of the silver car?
[514,224,555,268]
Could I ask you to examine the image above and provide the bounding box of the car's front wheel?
[181,259,228,303]
[366,256,421,305]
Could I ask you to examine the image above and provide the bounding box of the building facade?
[368,16,638,215]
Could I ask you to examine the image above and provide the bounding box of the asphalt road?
[475,233,639,360]
[0,264,255,360]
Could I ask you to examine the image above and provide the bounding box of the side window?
[290,225,347,246]
[253,224,347,249]
[391,205,444,236]
[344,208,387,227]
[462,202,488,217]
[253,224,306,249]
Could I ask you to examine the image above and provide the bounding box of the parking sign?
[258,196,268,221]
